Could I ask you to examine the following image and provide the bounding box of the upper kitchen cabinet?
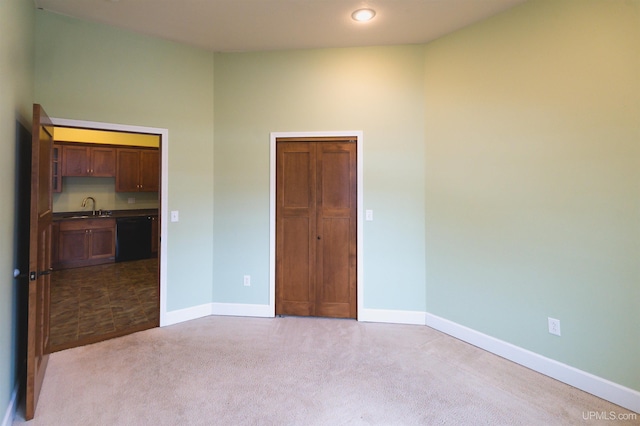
[116,147,159,192]
[62,143,116,177]
[52,144,62,193]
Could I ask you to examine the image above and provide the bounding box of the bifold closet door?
[276,140,356,319]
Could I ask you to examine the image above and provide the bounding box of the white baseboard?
[163,302,273,327]
[163,303,213,326]
[2,383,19,426]
[425,313,640,414]
[212,303,272,318]
[358,308,427,325]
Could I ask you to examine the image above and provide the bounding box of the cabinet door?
[139,150,159,192]
[116,148,141,192]
[151,215,159,254]
[57,228,89,264]
[62,145,90,176]
[89,227,116,259]
[52,144,62,192]
[91,146,116,177]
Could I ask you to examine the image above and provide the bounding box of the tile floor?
[49,258,159,352]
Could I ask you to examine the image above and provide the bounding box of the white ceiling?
[34,0,528,53]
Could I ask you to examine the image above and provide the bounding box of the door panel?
[61,145,88,176]
[283,151,312,208]
[316,142,357,318]
[318,218,350,303]
[58,229,88,263]
[91,146,116,177]
[90,227,116,259]
[115,148,140,192]
[282,218,313,298]
[276,143,316,316]
[320,151,351,209]
[276,139,356,319]
[140,149,159,192]
[279,216,315,316]
[26,104,53,420]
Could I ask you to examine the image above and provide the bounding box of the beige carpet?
[14,316,635,425]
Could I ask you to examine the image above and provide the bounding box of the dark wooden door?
[26,104,54,420]
[276,139,357,319]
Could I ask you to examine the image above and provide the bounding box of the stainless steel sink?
[64,214,112,219]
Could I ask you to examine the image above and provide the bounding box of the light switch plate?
[365,210,373,221]
[170,211,179,222]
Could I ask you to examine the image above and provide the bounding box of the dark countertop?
[53,208,158,221]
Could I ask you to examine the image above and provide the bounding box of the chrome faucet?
[82,196,96,216]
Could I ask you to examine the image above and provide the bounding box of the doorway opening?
[269,131,363,319]
[48,117,168,351]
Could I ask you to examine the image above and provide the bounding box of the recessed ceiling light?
[351,8,376,22]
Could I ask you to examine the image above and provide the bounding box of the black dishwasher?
[116,216,152,262]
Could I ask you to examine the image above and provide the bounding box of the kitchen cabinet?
[151,215,159,254]
[62,144,116,177]
[116,148,159,192]
[54,218,116,270]
[52,144,62,193]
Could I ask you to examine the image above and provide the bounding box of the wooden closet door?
[276,139,357,319]
[276,142,317,316]
[315,142,357,318]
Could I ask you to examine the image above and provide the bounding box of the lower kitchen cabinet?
[54,218,116,270]
[151,215,159,255]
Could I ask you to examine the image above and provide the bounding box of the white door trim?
[50,117,169,326]
[269,131,364,319]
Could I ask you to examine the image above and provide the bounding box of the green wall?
[213,46,427,309]
[0,0,34,417]
[34,11,215,312]
[424,0,639,391]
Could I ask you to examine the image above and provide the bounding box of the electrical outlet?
[548,317,561,336]
[128,197,136,204]
[365,210,373,221]
[243,275,251,286]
